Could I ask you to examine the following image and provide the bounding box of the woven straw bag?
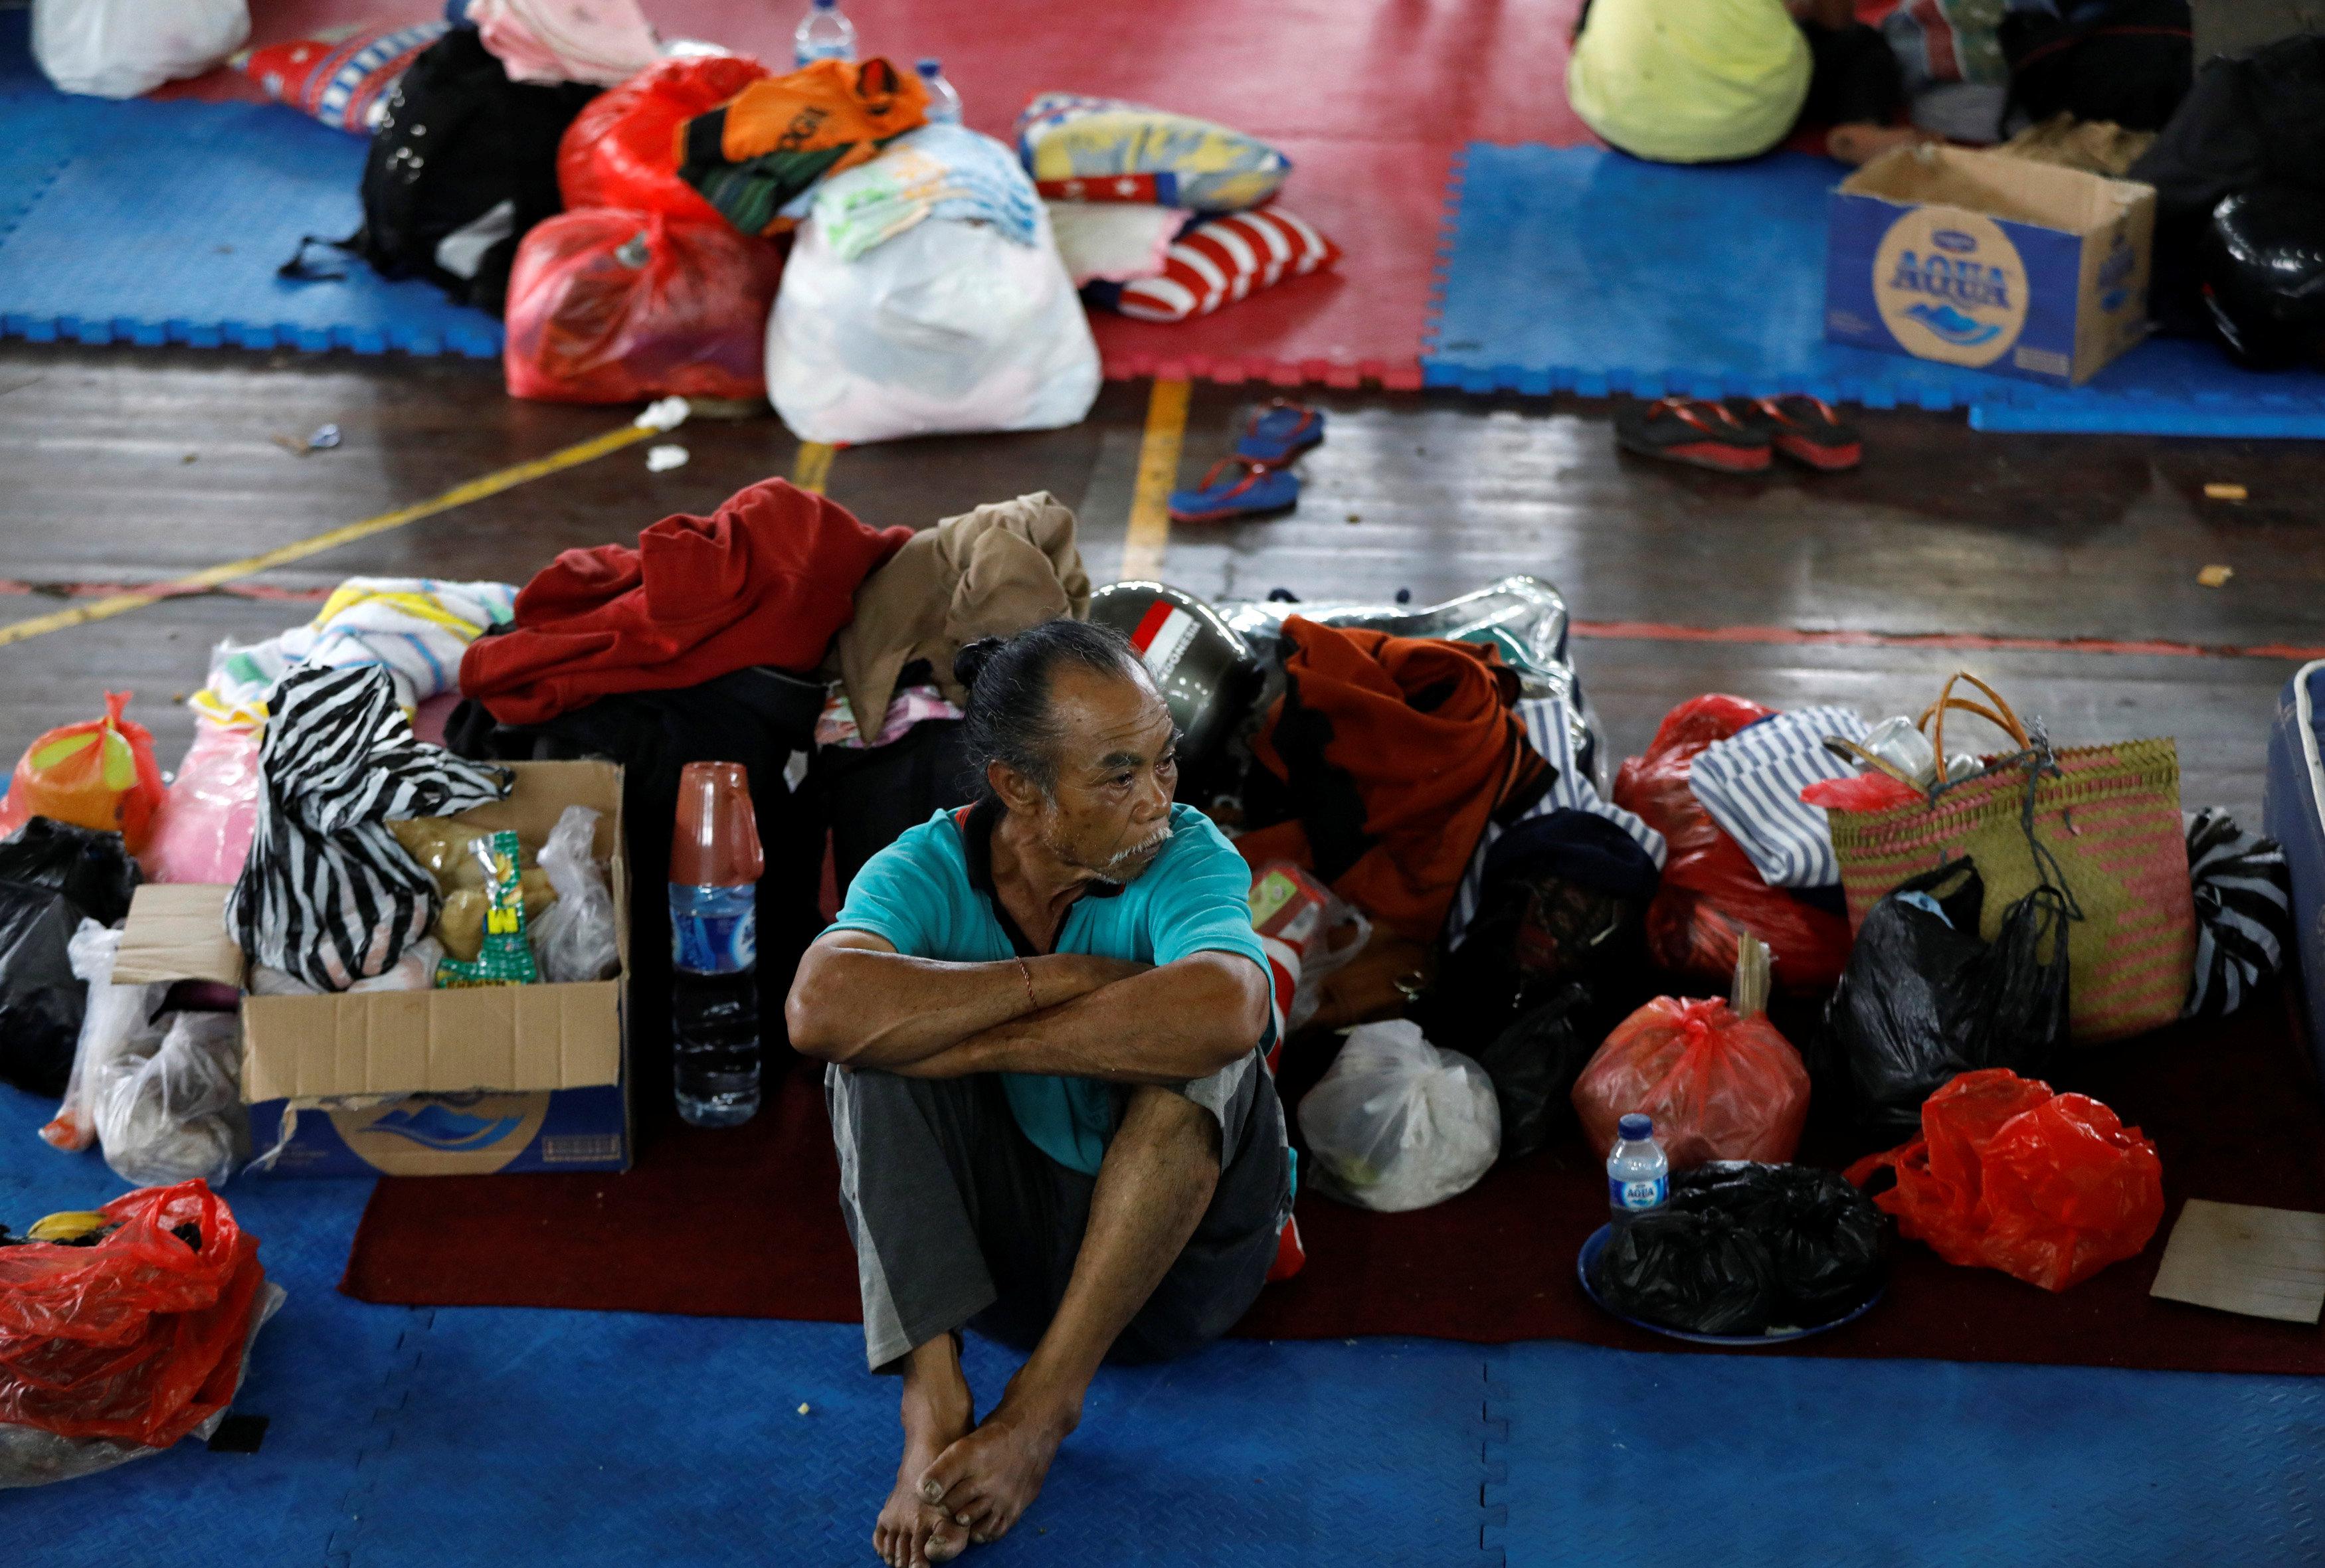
[1826,673,2193,1043]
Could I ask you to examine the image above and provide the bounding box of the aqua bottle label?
[1610,1174,1667,1212]
[670,885,757,974]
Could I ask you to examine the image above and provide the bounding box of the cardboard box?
[114,760,631,1177]
[1824,145,2154,387]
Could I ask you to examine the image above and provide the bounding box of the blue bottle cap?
[917,58,941,77]
[1616,1113,1653,1142]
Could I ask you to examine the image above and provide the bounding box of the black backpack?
[2000,0,2194,132]
[285,29,597,315]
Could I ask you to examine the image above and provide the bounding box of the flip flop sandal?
[1168,458,1301,523]
[1233,400,1326,466]
[1727,395,1863,472]
[1614,396,1772,474]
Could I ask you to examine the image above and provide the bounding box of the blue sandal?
[1234,400,1325,466]
[1168,458,1301,523]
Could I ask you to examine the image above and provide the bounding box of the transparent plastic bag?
[39,920,167,1154]
[90,1012,247,1189]
[144,717,262,885]
[0,1181,265,1449]
[765,209,1100,445]
[31,0,248,99]
[504,211,784,404]
[1297,1019,1501,1213]
[0,692,166,853]
[529,806,618,983]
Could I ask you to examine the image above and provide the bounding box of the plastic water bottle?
[917,58,961,124]
[792,0,856,67]
[670,762,765,1128]
[1606,1113,1669,1228]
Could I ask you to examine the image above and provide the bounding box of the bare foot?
[916,1375,1081,1545]
[874,1337,975,1568]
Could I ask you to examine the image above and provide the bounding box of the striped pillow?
[1095,208,1339,323]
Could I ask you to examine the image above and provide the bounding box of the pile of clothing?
[1016,95,1340,325]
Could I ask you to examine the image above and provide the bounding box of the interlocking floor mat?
[1424,143,2325,437]
[0,1,1597,387]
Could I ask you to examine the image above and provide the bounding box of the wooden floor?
[4,342,2325,819]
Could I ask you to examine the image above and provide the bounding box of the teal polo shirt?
[830,799,1270,1176]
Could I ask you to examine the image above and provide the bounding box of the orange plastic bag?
[1611,695,1852,993]
[1845,1069,2165,1292]
[557,53,771,224]
[0,691,164,853]
[0,1181,265,1447]
[503,210,785,403]
[1571,940,1812,1168]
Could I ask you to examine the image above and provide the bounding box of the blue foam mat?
[1485,1341,2325,1567]
[0,12,500,359]
[1426,142,2325,438]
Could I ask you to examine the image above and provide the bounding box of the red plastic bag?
[0,1181,265,1447]
[1611,695,1852,992]
[1800,771,1923,813]
[504,210,785,404]
[1571,995,1812,1168]
[1845,1069,2165,1292]
[557,53,771,223]
[0,691,165,853]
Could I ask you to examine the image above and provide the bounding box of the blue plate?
[1577,1223,1885,1346]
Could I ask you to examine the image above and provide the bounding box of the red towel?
[1238,619,1548,944]
[461,478,910,725]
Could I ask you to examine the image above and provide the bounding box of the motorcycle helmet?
[1087,581,1262,767]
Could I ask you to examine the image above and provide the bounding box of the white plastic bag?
[765,209,1100,445]
[39,920,167,1154]
[90,1011,248,1187]
[1297,1020,1501,1213]
[32,0,250,99]
[250,938,441,997]
[529,805,619,983]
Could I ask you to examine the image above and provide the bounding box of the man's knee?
[1119,1085,1224,1171]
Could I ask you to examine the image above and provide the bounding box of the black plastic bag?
[0,818,141,1096]
[2199,185,2325,371]
[1474,983,1603,1163]
[1670,1162,1886,1324]
[1593,1209,1779,1336]
[0,818,141,927]
[1817,859,2070,1134]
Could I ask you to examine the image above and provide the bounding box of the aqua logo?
[1886,252,2012,311]
[1872,208,2028,368]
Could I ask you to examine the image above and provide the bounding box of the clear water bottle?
[792,0,856,67]
[670,762,765,1128]
[1606,1113,1669,1228]
[917,58,961,124]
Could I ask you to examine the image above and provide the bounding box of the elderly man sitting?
[785,618,1289,1568]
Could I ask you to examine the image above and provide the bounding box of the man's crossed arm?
[784,930,1269,1084]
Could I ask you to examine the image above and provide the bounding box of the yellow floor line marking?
[1121,379,1190,581]
[792,441,836,494]
[0,415,668,649]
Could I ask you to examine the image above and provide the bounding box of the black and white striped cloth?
[1444,696,1667,950]
[229,664,512,992]
[2184,807,2293,1019]
[1685,705,1869,890]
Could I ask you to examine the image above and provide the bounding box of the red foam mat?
[181,0,1592,389]
[345,994,2325,1377]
